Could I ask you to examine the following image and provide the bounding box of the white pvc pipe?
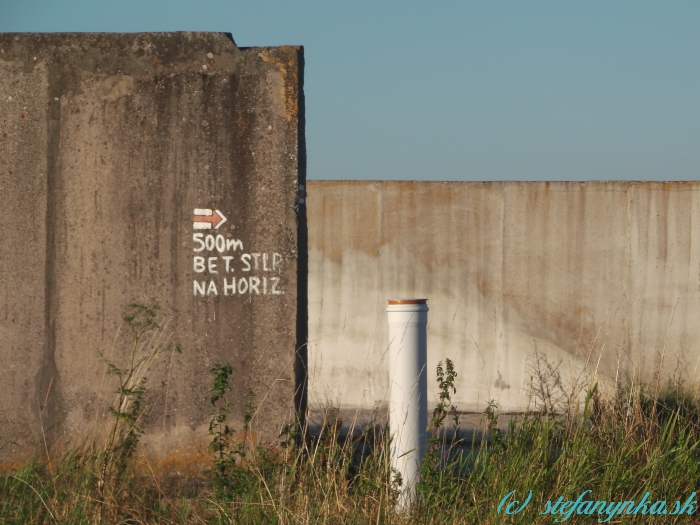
[387,298,428,508]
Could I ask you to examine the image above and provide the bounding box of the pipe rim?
[388,299,428,305]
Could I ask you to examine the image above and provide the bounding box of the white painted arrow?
[193,208,227,229]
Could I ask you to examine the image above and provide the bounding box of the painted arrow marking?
[193,208,227,229]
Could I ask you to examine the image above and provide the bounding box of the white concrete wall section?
[307,181,700,413]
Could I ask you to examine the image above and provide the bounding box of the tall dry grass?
[3,312,700,524]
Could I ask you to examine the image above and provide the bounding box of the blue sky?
[1,1,698,181]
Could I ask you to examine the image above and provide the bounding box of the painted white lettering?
[263,253,269,271]
[263,276,267,294]
[208,257,218,273]
[252,253,261,270]
[224,277,236,296]
[207,280,218,296]
[215,234,225,252]
[249,277,260,295]
[226,238,243,251]
[237,277,249,294]
[193,233,205,252]
[271,277,283,295]
[222,256,234,272]
[273,253,282,273]
[241,253,251,272]
[205,234,216,251]
[193,256,206,273]
[193,280,206,296]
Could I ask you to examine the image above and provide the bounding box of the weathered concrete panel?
[0,33,305,470]
[308,181,700,414]
[0,55,49,456]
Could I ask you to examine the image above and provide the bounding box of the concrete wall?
[0,33,306,470]
[308,181,700,415]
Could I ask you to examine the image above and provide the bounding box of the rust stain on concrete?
[259,46,301,125]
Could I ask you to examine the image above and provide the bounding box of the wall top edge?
[307,180,700,187]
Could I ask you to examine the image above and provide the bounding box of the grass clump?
[196,354,700,524]
[4,334,700,523]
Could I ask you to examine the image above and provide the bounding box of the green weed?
[4,323,700,523]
